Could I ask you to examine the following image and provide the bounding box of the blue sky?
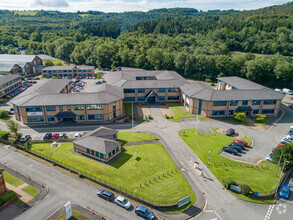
[0,0,291,12]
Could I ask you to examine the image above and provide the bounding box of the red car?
[290,97,293,100]
[51,133,59,139]
[234,140,248,147]
[277,143,285,148]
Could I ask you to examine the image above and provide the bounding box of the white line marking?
[203,210,213,213]
[214,211,223,220]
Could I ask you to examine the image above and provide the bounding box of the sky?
[0,0,291,13]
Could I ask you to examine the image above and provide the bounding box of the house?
[0,169,7,195]
[73,127,121,163]
[0,55,42,76]
[0,74,22,98]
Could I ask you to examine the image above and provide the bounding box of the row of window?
[0,77,21,88]
[213,109,275,116]
[123,88,180,94]
[4,82,22,93]
[43,74,93,77]
[43,70,92,73]
[213,100,277,106]
[123,96,179,102]
[86,147,119,159]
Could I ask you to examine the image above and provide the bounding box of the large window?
[158,88,165,93]
[168,88,180,93]
[123,97,135,101]
[253,109,259,114]
[263,100,277,105]
[186,95,190,100]
[213,101,227,106]
[87,104,103,110]
[137,97,145,101]
[230,101,238,106]
[26,106,42,112]
[168,96,179,100]
[262,109,275,114]
[252,100,261,105]
[74,105,84,110]
[137,88,145,93]
[59,106,63,111]
[159,96,165,101]
[212,110,226,116]
[48,116,55,121]
[88,114,104,120]
[242,100,248,105]
[228,110,234,115]
[186,103,189,108]
[46,106,56,111]
[27,116,44,122]
[123,89,135,93]
[67,106,71,111]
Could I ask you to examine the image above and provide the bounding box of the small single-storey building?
[73,126,121,163]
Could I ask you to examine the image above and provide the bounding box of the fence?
[3,141,181,209]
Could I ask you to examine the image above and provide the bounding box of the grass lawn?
[3,172,24,187]
[252,118,272,127]
[0,115,11,122]
[167,103,207,122]
[22,185,39,197]
[214,117,250,126]
[57,210,89,220]
[179,129,280,203]
[118,131,156,143]
[14,198,25,206]
[29,141,195,206]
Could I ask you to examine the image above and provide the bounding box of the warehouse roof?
[0,55,39,72]
[0,74,21,86]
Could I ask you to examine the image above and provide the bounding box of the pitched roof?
[73,126,120,154]
[0,55,39,72]
[42,65,95,71]
[0,74,21,86]
[217,76,264,90]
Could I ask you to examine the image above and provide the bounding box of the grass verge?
[214,117,250,126]
[14,198,25,206]
[167,102,206,122]
[0,190,16,206]
[22,185,40,197]
[118,131,156,143]
[0,115,11,122]
[57,210,89,220]
[179,129,280,203]
[3,172,24,187]
[252,118,272,127]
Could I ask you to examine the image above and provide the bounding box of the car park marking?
[264,204,275,220]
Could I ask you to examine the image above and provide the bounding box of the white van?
[282,88,293,94]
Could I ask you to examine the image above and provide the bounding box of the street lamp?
[208,151,211,161]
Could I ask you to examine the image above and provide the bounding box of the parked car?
[20,134,30,142]
[265,153,273,162]
[225,128,235,136]
[114,196,132,209]
[135,206,155,220]
[52,133,59,139]
[231,142,246,149]
[222,147,238,155]
[8,108,14,114]
[288,104,293,109]
[279,185,290,199]
[43,133,52,140]
[277,143,285,148]
[74,133,81,138]
[59,133,67,139]
[228,144,243,152]
[97,189,114,201]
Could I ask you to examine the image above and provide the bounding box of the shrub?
[255,114,266,122]
[159,102,166,105]
[78,173,83,178]
[0,130,10,140]
[0,99,4,103]
[0,110,9,119]
[139,102,145,106]
[239,183,252,196]
[222,177,235,189]
[234,112,246,122]
[165,114,169,119]
[0,190,16,206]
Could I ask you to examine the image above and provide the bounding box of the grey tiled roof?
[0,74,21,86]
[0,55,39,72]
[217,76,264,90]
[181,82,285,101]
[73,126,120,154]
[42,65,95,71]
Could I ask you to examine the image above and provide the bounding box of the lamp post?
[132,102,134,139]
[208,151,211,161]
[276,159,289,197]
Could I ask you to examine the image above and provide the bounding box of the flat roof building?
[0,74,22,98]
[42,65,95,79]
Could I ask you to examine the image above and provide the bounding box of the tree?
[272,143,293,171]
[6,120,19,137]
[0,110,8,119]
[45,60,54,67]
[233,112,246,122]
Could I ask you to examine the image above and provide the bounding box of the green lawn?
[167,103,207,122]
[14,11,37,16]
[179,129,280,203]
[29,141,195,206]
[14,198,25,206]
[22,185,39,197]
[3,172,24,187]
[57,210,89,220]
[214,117,250,126]
[118,131,156,143]
[0,115,11,122]
[252,118,272,127]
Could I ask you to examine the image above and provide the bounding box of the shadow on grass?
[109,153,132,169]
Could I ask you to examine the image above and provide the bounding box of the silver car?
[114,196,132,209]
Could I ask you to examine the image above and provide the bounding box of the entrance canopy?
[55,111,77,119]
[235,106,252,112]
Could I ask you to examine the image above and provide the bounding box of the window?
[158,96,165,101]
[87,104,103,110]
[137,88,145,93]
[100,153,104,159]
[88,114,104,120]
[86,148,90,154]
[26,106,42,112]
[113,134,116,139]
[263,100,277,105]
[59,106,63,111]
[108,152,112,158]
[262,109,275,114]
[242,100,248,105]
[78,115,84,120]
[253,109,259,114]
[48,116,55,121]
[230,101,238,106]
[123,89,135,93]
[74,105,84,110]
[123,97,135,101]
[95,151,99,157]
[158,88,165,93]
[168,88,180,93]
[212,110,226,116]
[168,96,179,100]
[116,147,119,152]
[252,100,261,105]
[186,95,190,100]
[213,101,227,106]
[138,97,145,101]
[186,103,189,108]
[46,106,56,111]
[67,106,71,111]
[27,116,44,122]
[183,92,185,96]
[229,110,234,115]
[91,150,94,155]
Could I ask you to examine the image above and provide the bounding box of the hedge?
[0,190,16,206]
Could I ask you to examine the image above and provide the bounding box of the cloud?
[33,0,69,8]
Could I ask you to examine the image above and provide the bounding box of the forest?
[0,2,292,88]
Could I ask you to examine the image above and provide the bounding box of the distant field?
[229,51,269,58]
[14,11,37,16]
[79,14,91,17]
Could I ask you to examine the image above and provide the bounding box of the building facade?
[42,65,95,79]
[0,75,22,98]
[0,169,6,195]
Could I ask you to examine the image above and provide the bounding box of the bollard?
[28,176,30,179]
[91,210,93,214]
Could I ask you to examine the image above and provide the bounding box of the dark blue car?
[135,205,155,220]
